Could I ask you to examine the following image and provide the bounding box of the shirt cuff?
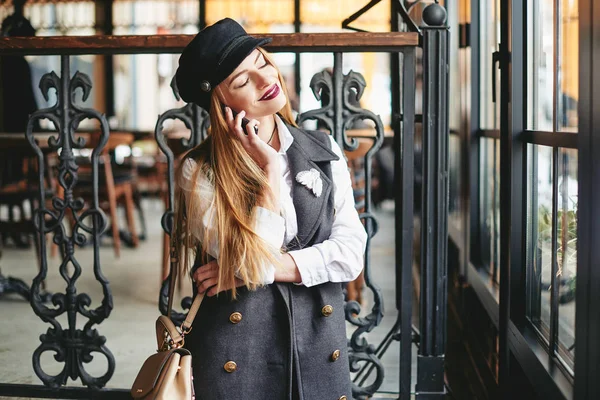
[261,265,276,285]
[288,247,327,287]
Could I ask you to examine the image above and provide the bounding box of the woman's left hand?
[192,259,244,297]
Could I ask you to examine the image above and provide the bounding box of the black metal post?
[397,47,416,400]
[468,0,481,276]
[575,0,600,398]
[499,1,527,397]
[102,0,114,118]
[294,0,301,99]
[416,3,449,399]
[391,1,416,398]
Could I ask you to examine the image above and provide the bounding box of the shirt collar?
[274,114,294,154]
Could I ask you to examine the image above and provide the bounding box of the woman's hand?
[192,260,244,297]
[224,107,278,171]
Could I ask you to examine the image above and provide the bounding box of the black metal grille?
[26,55,116,389]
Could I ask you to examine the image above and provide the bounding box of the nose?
[254,69,272,89]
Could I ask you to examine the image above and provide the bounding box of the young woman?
[174,18,367,400]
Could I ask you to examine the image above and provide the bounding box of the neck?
[255,114,279,150]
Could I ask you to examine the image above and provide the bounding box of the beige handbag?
[131,242,204,400]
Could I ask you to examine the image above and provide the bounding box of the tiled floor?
[0,199,418,398]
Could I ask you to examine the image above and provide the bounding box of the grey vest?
[186,126,353,400]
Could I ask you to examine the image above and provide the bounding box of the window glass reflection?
[480,0,500,130]
[449,134,462,227]
[557,148,577,371]
[526,145,553,340]
[527,0,554,131]
[559,0,578,132]
[480,138,500,284]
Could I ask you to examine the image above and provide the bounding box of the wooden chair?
[73,132,139,257]
[128,138,168,242]
[0,135,57,292]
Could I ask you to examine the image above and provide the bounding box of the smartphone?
[223,106,258,135]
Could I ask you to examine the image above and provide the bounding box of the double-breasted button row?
[229,312,242,324]
[321,305,333,317]
[223,312,241,373]
[223,361,237,373]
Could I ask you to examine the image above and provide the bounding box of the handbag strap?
[162,237,204,349]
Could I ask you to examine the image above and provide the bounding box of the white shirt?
[178,115,367,287]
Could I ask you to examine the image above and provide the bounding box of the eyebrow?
[227,52,263,86]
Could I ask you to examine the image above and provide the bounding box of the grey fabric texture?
[185,125,354,400]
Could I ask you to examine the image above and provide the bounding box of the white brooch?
[296,168,323,197]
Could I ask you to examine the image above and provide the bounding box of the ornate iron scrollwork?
[27,55,114,389]
[297,53,385,399]
[156,76,209,325]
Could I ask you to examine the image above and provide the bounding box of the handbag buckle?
[180,323,193,336]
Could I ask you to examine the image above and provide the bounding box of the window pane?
[558,0,578,132]
[526,144,553,339]
[527,0,554,131]
[113,1,200,131]
[449,134,462,227]
[206,0,294,29]
[302,0,390,32]
[479,138,500,284]
[557,148,577,370]
[480,0,501,129]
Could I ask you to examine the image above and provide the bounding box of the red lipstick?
[259,84,280,101]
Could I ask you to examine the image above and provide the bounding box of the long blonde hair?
[174,48,297,298]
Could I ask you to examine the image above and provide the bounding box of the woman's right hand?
[224,107,278,171]
[193,259,244,297]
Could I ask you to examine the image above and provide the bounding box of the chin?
[255,96,287,117]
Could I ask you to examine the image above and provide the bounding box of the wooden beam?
[0,32,420,55]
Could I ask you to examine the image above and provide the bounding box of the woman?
[174,18,367,400]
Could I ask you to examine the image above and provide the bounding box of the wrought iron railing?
[0,3,448,398]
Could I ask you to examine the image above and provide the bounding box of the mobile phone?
[223,106,258,135]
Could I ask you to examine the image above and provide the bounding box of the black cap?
[175,18,272,111]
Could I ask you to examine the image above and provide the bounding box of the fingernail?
[225,107,230,112]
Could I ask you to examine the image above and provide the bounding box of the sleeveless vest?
[185,125,353,400]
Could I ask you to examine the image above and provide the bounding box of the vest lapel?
[285,125,339,250]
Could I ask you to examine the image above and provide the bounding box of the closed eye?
[235,77,249,89]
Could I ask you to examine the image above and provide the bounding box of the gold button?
[321,305,333,317]
[229,312,242,324]
[223,361,237,373]
[331,349,341,362]
[339,396,347,400]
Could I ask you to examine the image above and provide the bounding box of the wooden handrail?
[0,32,419,55]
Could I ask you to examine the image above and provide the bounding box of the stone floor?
[0,199,419,399]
